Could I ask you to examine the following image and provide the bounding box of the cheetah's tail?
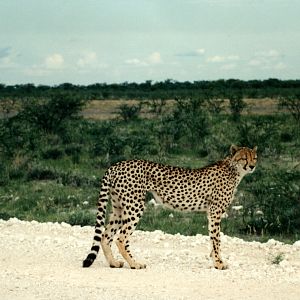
[83,171,111,268]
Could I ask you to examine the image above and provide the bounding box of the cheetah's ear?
[253,146,258,152]
[230,144,240,155]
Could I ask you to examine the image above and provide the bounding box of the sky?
[0,0,299,85]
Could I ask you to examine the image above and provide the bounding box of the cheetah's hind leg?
[116,200,146,269]
[100,207,125,268]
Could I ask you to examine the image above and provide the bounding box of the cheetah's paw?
[109,260,124,268]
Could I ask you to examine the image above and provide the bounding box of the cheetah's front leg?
[207,211,228,270]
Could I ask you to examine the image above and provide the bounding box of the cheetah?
[83,145,257,270]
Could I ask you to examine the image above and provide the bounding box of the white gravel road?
[0,218,300,300]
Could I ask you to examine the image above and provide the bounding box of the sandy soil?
[1,218,300,300]
[82,98,279,120]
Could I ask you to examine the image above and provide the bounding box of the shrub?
[27,165,59,181]
[67,210,95,226]
[117,103,142,122]
[60,172,99,188]
[240,168,300,235]
[41,146,64,160]
[161,98,210,153]
[278,94,300,123]
[64,144,82,156]
[19,94,87,133]
[228,93,246,121]
[237,116,282,157]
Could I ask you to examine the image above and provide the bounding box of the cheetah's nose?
[249,166,255,170]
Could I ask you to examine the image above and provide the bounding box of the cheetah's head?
[230,145,257,175]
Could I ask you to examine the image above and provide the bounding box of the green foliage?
[117,103,142,122]
[41,146,64,160]
[271,253,285,265]
[143,98,167,116]
[20,94,87,133]
[279,94,300,123]
[1,80,300,100]
[138,205,208,236]
[228,93,247,121]
[236,116,282,156]
[240,168,300,235]
[67,210,96,226]
[161,98,210,153]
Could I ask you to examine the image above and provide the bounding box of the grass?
[82,98,281,120]
[271,253,285,265]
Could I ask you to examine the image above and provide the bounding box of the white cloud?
[176,48,205,57]
[77,51,97,68]
[206,55,226,63]
[0,47,12,59]
[0,47,18,69]
[125,58,148,67]
[274,62,287,70]
[24,65,48,77]
[255,49,280,58]
[148,52,162,64]
[207,54,240,63]
[227,55,240,61]
[125,51,162,67]
[249,49,285,70]
[220,63,237,70]
[45,53,64,69]
[248,59,262,66]
[196,48,205,55]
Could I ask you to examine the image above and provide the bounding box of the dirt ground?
[82,98,279,120]
[1,218,299,300]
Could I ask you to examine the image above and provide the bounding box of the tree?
[279,94,300,123]
[162,98,209,152]
[228,93,246,121]
[20,94,87,133]
[117,103,142,122]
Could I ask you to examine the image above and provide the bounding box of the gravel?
[1,218,300,300]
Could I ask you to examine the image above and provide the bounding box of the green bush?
[41,146,64,160]
[19,94,87,133]
[228,93,247,121]
[27,165,59,181]
[240,168,300,235]
[60,172,99,188]
[117,103,142,122]
[161,98,210,153]
[67,210,95,226]
[237,116,282,156]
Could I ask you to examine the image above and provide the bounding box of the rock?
[293,240,300,247]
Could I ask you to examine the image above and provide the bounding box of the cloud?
[249,49,285,70]
[274,62,287,70]
[125,58,148,67]
[176,48,205,57]
[0,47,12,59]
[24,65,48,77]
[196,48,205,55]
[148,52,162,64]
[77,51,97,68]
[0,47,17,69]
[207,55,226,63]
[45,53,64,69]
[206,55,239,63]
[255,49,280,59]
[248,59,262,67]
[125,51,162,67]
[220,63,237,70]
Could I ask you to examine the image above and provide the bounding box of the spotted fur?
[83,145,257,270]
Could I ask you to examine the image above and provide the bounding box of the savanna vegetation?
[0,79,299,242]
